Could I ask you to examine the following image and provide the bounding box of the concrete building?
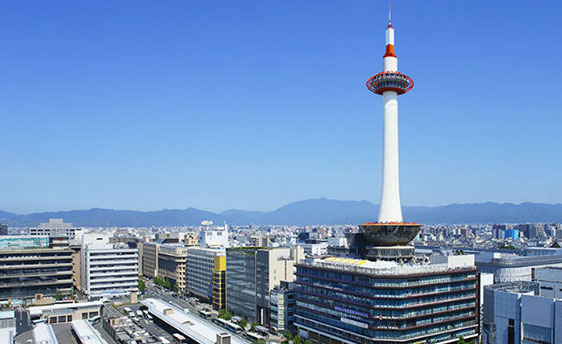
[0,311,16,344]
[32,323,59,344]
[28,219,83,240]
[212,255,226,310]
[483,281,562,344]
[302,242,328,256]
[199,226,229,248]
[476,251,562,283]
[249,235,270,248]
[533,266,562,298]
[185,247,225,304]
[0,225,7,236]
[141,242,160,279]
[270,281,296,335]
[81,234,138,299]
[71,320,109,344]
[295,256,480,344]
[158,244,188,292]
[29,300,104,324]
[0,237,73,300]
[181,233,199,247]
[226,246,304,324]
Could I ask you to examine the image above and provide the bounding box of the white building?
[81,234,138,299]
[28,219,83,240]
[185,247,225,302]
[301,242,328,256]
[199,224,228,248]
[483,281,562,344]
[0,311,15,344]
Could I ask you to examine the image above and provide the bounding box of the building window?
[508,318,515,344]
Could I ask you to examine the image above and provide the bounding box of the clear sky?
[1,0,561,214]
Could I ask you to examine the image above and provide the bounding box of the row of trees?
[152,276,180,293]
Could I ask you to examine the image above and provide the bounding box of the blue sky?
[1,0,561,214]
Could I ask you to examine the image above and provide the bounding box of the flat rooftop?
[33,323,59,344]
[29,301,103,317]
[299,256,475,276]
[71,320,109,344]
[141,298,249,344]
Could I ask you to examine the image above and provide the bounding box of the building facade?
[158,244,188,292]
[270,281,296,335]
[185,247,225,303]
[141,242,160,279]
[483,281,562,344]
[81,235,138,299]
[28,219,82,240]
[0,236,73,300]
[212,255,226,310]
[226,246,303,324]
[295,256,480,344]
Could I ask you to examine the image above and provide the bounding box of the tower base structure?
[364,245,414,263]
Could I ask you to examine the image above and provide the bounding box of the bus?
[225,321,243,334]
[159,337,170,344]
[172,333,186,343]
[198,309,212,319]
[136,310,143,318]
[246,332,265,341]
[146,314,153,321]
[123,307,133,314]
[88,316,102,325]
[214,318,228,327]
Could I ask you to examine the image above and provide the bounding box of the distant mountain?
[1,199,562,227]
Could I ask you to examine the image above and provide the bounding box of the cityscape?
[1,2,561,344]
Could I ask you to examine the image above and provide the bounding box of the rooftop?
[29,301,103,317]
[71,320,109,344]
[33,323,59,344]
[141,298,249,344]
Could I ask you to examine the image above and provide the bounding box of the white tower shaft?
[377,24,403,223]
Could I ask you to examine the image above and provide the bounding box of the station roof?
[29,301,103,317]
[71,320,109,344]
[33,323,59,344]
[141,298,248,344]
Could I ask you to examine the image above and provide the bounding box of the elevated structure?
[359,3,420,258]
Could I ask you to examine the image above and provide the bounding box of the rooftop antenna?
[388,1,392,27]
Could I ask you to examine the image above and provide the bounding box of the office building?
[185,247,225,304]
[249,235,270,248]
[226,246,303,324]
[199,226,229,248]
[29,300,104,324]
[141,241,160,279]
[28,219,83,240]
[483,281,562,344]
[533,266,562,298]
[212,254,226,310]
[0,236,73,300]
[476,251,562,283]
[0,225,7,236]
[270,281,296,335]
[295,255,480,344]
[81,234,138,299]
[158,244,188,292]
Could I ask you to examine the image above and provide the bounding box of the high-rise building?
[28,219,83,240]
[270,281,296,335]
[141,242,160,279]
[212,254,226,310]
[294,7,480,344]
[482,281,562,344]
[186,247,225,304]
[158,244,188,292]
[226,246,304,324]
[295,256,480,343]
[199,225,229,248]
[532,267,562,298]
[81,234,138,299]
[0,236,74,300]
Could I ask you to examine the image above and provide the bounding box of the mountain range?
[1,199,561,227]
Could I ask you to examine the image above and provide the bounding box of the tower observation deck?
[359,5,420,251]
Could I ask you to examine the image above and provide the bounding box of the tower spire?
[388,1,392,27]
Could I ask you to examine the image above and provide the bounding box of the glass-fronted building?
[295,257,480,344]
[226,248,257,320]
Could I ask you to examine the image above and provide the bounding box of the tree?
[138,279,146,293]
[458,337,466,344]
[293,335,302,344]
[55,289,63,301]
[250,321,258,331]
[173,282,180,293]
[239,318,248,329]
[284,330,293,341]
[304,340,312,344]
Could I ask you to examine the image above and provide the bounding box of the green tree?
[138,279,146,293]
[55,289,63,301]
[284,330,293,341]
[239,318,247,329]
[250,321,258,331]
[304,340,312,344]
[163,278,171,289]
[218,309,227,318]
[223,312,232,321]
[458,337,466,344]
[173,283,180,293]
[293,335,302,344]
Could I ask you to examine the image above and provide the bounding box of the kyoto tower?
[359,4,420,256]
